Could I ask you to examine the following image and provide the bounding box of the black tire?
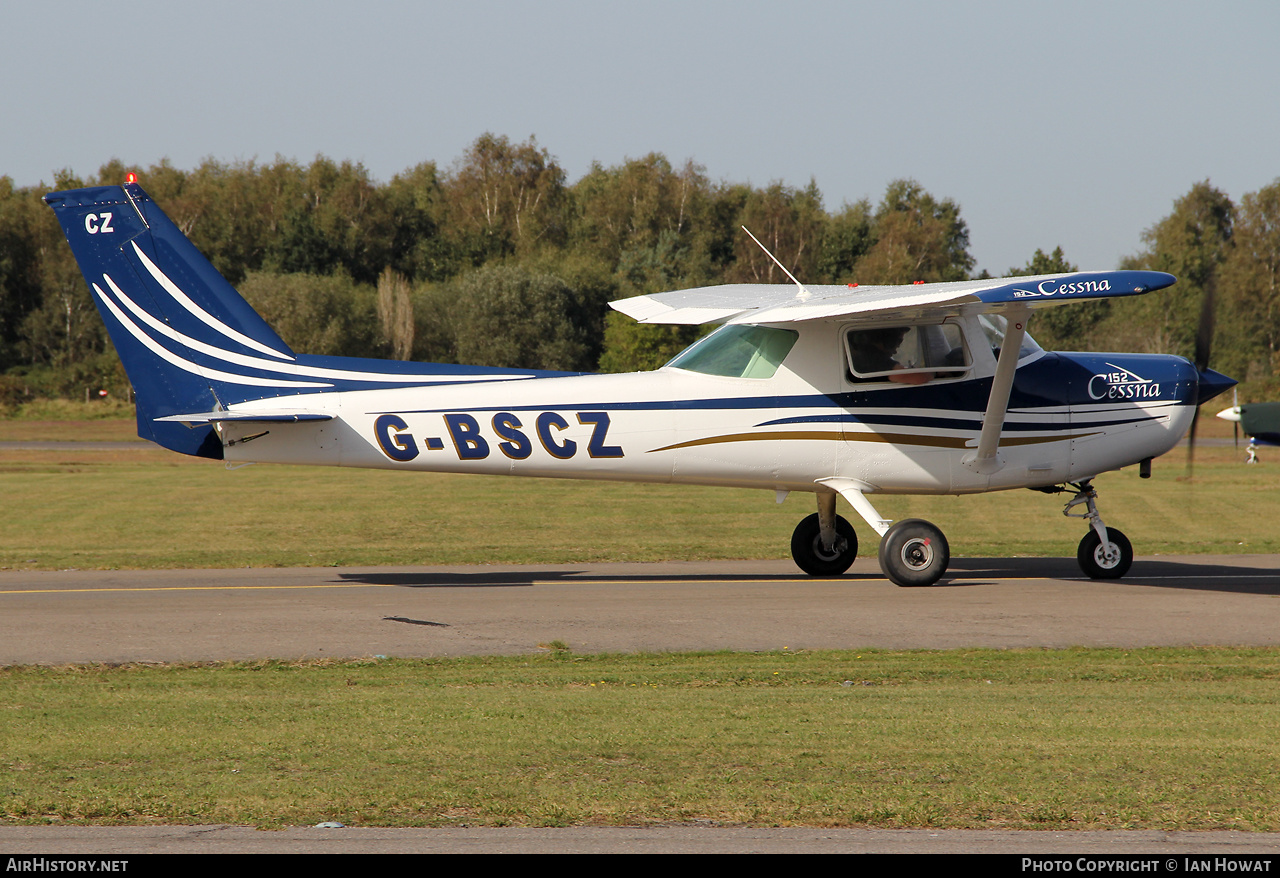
[877,519,950,587]
[790,513,857,576]
[1077,527,1133,579]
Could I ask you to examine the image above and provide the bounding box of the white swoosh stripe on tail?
[92,283,332,389]
[112,262,540,386]
[130,241,295,361]
[101,273,522,385]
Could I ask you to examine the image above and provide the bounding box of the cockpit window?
[667,325,798,379]
[845,323,969,384]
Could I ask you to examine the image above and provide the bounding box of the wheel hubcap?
[813,536,846,562]
[1094,544,1119,568]
[900,537,934,570]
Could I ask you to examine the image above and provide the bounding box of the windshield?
[666,325,798,379]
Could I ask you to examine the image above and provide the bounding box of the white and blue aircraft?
[45,181,1236,586]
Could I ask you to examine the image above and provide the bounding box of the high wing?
[610,270,1176,325]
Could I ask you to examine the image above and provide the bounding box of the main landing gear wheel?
[878,519,950,587]
[1077,527,1133,579]
[791,513,857,576]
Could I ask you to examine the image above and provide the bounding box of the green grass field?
[3,649,1279,829]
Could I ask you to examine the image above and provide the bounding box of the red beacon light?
[125,172,138,184]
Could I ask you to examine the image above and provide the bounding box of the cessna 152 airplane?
[45,181,1236,587]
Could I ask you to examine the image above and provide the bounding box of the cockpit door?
[838,320,974,492]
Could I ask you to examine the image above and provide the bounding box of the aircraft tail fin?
[45,183,304,458]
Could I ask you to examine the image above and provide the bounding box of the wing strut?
[962,305,1030,476]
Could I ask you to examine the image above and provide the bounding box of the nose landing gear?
[1062,480,1133,579]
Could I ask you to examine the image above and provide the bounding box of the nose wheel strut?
[1062,480,1133,579]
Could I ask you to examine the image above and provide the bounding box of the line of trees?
[1,134,1278,408]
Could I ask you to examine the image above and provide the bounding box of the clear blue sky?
[5,0,1277,277]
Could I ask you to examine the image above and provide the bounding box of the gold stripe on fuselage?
[647,430,1100,453]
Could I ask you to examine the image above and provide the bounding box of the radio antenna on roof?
[741,225,811,301]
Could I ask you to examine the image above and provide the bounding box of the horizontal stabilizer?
[154,410,336,426]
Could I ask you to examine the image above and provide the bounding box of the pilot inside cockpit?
[846,324,968,385]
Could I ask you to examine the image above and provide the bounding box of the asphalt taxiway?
[3,555,1278,665]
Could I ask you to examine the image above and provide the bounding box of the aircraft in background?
[45,181,1236,586]
[1217,395,1280,463]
